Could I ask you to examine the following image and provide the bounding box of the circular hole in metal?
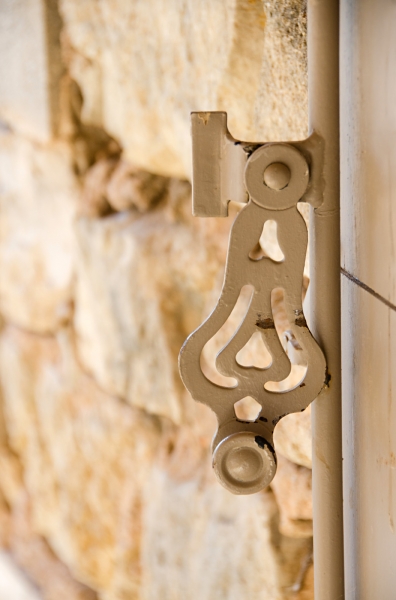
[263,162,291,191]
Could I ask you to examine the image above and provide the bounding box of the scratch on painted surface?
[341,268,396,312]
[197,112,211,125]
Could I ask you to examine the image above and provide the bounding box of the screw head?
[263,162,291,190]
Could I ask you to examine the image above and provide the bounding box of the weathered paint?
[341,0,396,597]
[308,0,345,598]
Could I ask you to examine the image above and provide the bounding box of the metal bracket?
[191,111,325,217]
[179,112,326,495]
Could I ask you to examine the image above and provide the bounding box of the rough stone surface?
[59,0,308,178]
[73,180,227,424]
[0,343,97,600]
[0,549,42,600]
[274,406,312,468]
[0,325,314,600]
[141,464,312,600]
[0,130,78,333]
[0,1,316,598]
[0,0,63,141]
[0,125,314,597]
[0,490,98,600]
[80,157,170,217]
[80,157,120,218]
[8,493,98,600]
[0,325,161,598]
[258,1,307,141]
[271,455,313,538]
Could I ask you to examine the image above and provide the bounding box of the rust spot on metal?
[295,315,307,327]
[325,370,331,387]
[240,142,261,156]
[256,316,275,329]
[254,436,275,457]
[272,413,288,426]
[255,436,266,449]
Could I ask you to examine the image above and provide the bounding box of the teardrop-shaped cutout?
[200,285,254,388]
[249,220,285,263]
[264,364,308,393]
[234,396,262,421]
[264,288,308,393]
[236,331,272,369]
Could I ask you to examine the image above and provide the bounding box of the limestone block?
[80,157,119,217]
[0,130,78,333]
[59,0,308,178]
[0,549,42,600]
[106,160,169,214]
[0,342,97,600]
[73,181,222,424]
[0,325,314,600]
[80,157,169,217]
[140,456,313,600]
[0,494,11,548]
[0,0,63,141]
[271,455,313,538]
[8,493,98,600]
[273,406,312,468]
[0,325,161,597]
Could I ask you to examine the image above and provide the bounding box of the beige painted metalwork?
[179,112,327,495]
[308,1,345,597]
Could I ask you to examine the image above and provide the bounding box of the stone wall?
[0,1,314,598]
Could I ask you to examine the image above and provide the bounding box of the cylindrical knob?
[212,431,277,494]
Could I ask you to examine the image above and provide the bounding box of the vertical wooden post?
[341,1,396,597]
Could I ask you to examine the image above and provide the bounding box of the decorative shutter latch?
[179,112,327,495]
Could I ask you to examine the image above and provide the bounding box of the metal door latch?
[179,112,327,495]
